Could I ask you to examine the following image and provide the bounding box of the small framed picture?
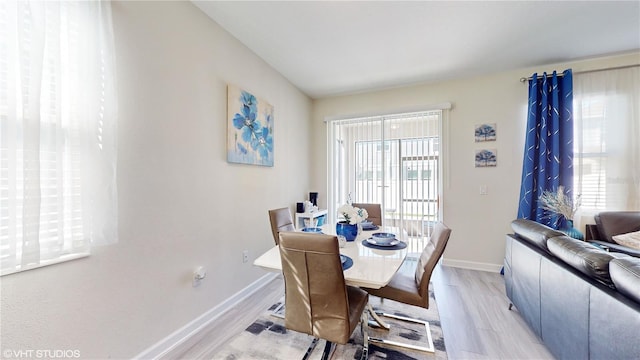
[475,149,497,167]
[475,123,496,142]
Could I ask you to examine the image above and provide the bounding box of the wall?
[0,1,312,359]
[312,52,640,272]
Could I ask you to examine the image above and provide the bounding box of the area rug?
[212,290,447,360]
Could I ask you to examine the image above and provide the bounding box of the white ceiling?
[193,1,640,99]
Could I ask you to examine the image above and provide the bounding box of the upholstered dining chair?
[268,207,295,245]
[363,221,451,353]
[279,231,370,360]
[267,207,296,318]
[351,203,382,226]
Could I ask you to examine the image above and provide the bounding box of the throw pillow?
[612,230,640,250]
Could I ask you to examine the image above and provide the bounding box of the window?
[0,1,118,276]
[573,66,640,212]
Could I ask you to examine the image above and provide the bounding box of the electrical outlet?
[242,250,249,263]
[193,266,206,287]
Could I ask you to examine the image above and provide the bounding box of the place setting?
[340,253,353,270]
[361,232,407,250]
[360,220,379,231]
[300,227,323,233]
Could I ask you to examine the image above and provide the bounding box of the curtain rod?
[519,64,640,82]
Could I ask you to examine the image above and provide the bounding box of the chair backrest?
[352,203,382,226]
[268,207,295,245]
[278,232,353,344]
[415,222,451,306]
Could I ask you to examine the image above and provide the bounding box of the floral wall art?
[227,85,274,166]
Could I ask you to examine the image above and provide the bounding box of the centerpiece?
[538,185,583,240]
[336,203,368,241]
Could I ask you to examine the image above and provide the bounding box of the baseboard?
[441,258,503,273]
[134,272,279,360]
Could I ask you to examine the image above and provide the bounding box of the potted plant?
[538,185,583,239]
[336,204,368,241]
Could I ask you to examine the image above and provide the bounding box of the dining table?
[254,222,412,332]
[253,223,409,289]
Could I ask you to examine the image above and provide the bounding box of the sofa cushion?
[609,257,640,303]
[547,236,617,287]
[594,211,640,243]
[612,230,640,250]
[511,219,565,252]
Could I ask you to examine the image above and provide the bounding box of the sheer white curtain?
[573,66,640,227]
[0,0,118,276]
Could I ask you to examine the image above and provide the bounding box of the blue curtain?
[517,69,574,228]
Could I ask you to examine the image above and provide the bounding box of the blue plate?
[302,227,323,233]
[366,238,400,247]
[341,255,353,270]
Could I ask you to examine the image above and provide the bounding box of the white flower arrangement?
[538,185,581,221]
[337,204,368,225]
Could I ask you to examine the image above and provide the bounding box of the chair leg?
[301,338,319,360]
[320,340,334,360]
[271,301,285,319]
[360,311,369,360]
[366,303,390,329]
[368,312,435,353]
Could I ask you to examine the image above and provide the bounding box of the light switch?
[480,185,488,195]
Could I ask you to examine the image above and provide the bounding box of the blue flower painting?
[227,85,274,166]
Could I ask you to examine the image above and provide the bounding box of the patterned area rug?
[213,291,447,360]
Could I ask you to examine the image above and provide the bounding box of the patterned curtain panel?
[517,70,574,228]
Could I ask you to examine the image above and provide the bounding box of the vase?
[561,220,584,240]
[336,222,358,241]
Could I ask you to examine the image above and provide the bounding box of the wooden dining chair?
[279,231,370,360]
[351,203,382,226]
[363,221,451,353]
[268,207,295,245]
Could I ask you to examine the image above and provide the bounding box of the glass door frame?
[327,111,445,238]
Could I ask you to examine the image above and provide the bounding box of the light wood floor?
[164,264,555,360]
[432,266,553,359]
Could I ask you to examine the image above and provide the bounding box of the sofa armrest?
[589,240,640,258]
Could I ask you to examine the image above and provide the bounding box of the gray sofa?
[504,219,640,360]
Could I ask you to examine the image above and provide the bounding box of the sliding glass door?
[328,111,442,253]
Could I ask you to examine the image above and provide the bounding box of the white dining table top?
[253,224,408,289]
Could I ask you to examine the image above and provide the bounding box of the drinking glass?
[304,218,318,229]
[337,235,347,248]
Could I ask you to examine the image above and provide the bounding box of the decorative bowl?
[371,232,396,244]
[301,227,323,233]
